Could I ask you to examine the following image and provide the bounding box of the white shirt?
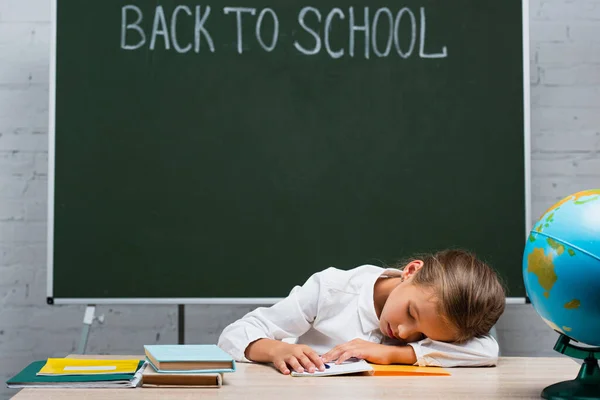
[218,265,499,367]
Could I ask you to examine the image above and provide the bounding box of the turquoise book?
[144,345,236,374]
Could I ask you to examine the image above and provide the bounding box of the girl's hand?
[321,338,395,365]
[269,342,326,375]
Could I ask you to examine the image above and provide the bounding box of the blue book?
[144,345,235,374]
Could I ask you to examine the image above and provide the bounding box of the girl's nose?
[397,324,413,340]
[397,324,423,343]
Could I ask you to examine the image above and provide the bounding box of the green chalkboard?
[49,0,528,303]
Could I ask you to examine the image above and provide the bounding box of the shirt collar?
[357,268,403,334]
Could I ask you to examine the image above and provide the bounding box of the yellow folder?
[37,358,140,376]
[369,364,451,376]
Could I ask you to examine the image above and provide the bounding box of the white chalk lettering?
[121,5,146,50]
[150,6,170,50]
[294,7,322,55]
[256,8,279,52]
[394,7,416,58]
[349,7,369,59]
[324,8,344,59]
[419,7,447,58]
[195,5,215,53]
[171,5,192,53]
[224,7,257,54]
[119,4,449,60]
[371,8,393,57]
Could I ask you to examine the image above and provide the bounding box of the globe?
[523,189,600,347]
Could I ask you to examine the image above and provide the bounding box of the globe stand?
[542,334,600,400]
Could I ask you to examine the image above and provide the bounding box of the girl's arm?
[322,338,418,365]
[217,270,325,362]
[408,334,499,367]
[323,335,498,367]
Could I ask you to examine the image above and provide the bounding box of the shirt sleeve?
[217,270,326,362]
[407,334,499,367]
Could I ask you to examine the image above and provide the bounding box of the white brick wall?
[530,0,600,223]
[1,0,599,398]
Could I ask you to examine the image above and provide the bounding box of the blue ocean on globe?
[523,189,600,347]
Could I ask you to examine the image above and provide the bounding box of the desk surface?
[11,356,580,399]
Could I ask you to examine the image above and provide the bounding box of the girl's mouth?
[387,323,394,338]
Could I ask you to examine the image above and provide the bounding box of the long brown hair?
[397,249,506,343]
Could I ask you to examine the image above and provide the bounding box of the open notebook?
[291,359,373,377]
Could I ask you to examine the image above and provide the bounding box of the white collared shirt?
[218,265,499,367]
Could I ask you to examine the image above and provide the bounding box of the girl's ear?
[403,260,424,280]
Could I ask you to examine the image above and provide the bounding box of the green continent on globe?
[546,238,565,255]
[564,299,580,309]
[527,248,557,298]
[533,212,556,234]
[574,192,600,205]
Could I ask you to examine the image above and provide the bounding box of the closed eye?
[407,303,414,320]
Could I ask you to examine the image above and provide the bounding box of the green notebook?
[6,360,145,389]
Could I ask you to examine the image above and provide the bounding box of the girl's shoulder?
[317,264,385,291]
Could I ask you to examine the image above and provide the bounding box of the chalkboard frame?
[47,0,532,305]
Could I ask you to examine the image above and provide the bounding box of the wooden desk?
[11,357,580,399]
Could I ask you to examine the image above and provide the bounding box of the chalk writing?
[223,7,256,54]
[120,4,448,59]
[256,8,279,52]
[121,5,214,53]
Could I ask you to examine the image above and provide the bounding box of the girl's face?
[378,262,458,344]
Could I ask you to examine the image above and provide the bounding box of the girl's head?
[378,249,506,344]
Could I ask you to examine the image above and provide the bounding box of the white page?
[291,359,373,377]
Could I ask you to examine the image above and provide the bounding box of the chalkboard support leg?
[77,305,96,354]
[178,305,185,345]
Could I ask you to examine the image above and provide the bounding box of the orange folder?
[369,364,451,376]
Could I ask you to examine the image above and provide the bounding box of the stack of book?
[6,358,145,388]
[142,344,236,388]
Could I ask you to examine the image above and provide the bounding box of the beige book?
[142,364,222,388]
